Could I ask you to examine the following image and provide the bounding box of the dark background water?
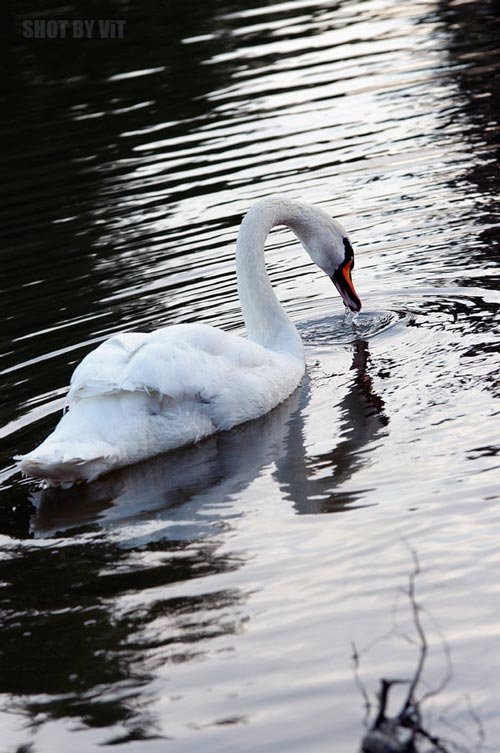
[1,1,499,751]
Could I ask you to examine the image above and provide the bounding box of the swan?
[18,196,362,487]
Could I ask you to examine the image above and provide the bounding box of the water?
[1,0,499,750]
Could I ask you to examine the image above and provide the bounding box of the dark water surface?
[1,0,499,751]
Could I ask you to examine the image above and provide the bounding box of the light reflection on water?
[0,0,499,750]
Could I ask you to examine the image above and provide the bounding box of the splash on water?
[301,309,408,348]
[343,307,359,327]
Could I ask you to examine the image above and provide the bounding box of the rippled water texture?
[1,1,499,751]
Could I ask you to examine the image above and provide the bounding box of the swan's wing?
[68,331,148,400]
[68,324,304,429]
[69,324,278,398]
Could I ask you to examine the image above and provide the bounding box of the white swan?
[18,196,361,486]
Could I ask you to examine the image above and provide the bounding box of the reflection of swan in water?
[32,340,388,538]
[274,339,388,514]
[31,387,303,539]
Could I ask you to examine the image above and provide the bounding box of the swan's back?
[18,324,304,486]
[70,324,284,397]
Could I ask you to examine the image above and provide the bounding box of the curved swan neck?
[236,197,321,360]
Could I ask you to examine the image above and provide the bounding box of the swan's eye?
[342,237,354,268]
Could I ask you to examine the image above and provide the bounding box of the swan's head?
[329,236,362,313]
[296,212,362,312]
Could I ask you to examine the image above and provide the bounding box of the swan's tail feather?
[16,391,215,487]
[16,441,117,488]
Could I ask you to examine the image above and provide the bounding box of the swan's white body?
[19,197,359,486]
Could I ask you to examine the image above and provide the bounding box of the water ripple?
[1,0,499,750]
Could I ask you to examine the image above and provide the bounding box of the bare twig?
[374,678,408,729]
[466,695,485,753]
[351,641,372,728]
[401,547,426,717]
[356,544,486,753]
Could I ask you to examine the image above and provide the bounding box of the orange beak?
[331,260,362,312]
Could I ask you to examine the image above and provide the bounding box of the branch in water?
[351,641,372,728]
[356,545,484,753]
